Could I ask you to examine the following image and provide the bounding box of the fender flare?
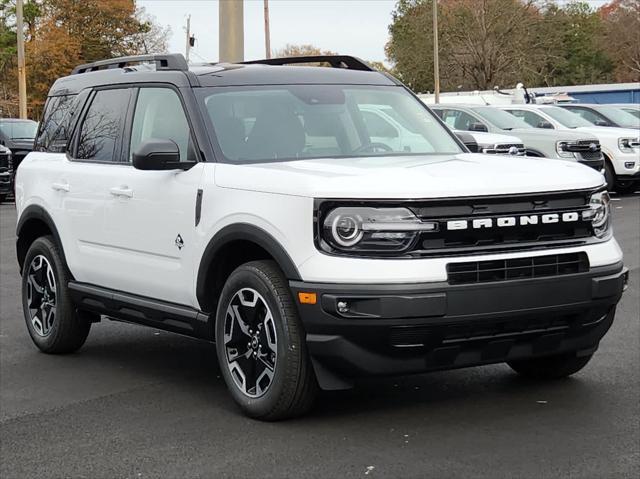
[16,205,66,272]
[196,223,302,306]
[524,147,546,158]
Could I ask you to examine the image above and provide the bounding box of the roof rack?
[241,55,374,72]
[71,53,188,75]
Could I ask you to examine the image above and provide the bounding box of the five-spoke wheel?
[216,260,318,420]
[25,255,57,337]
[223,288,278,398]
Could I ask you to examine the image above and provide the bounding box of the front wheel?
[507,352,594,379]
[215,260,318,420]
[603,161,616,192]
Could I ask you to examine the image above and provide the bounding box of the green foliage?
[387,0,629,92]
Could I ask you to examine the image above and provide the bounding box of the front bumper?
[290,262,627,390]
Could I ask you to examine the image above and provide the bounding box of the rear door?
[98,86,204,307]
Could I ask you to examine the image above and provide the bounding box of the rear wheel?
[215,260,318,420]
[507,352,594,379]
[21,236,92,353]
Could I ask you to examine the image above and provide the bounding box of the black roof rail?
[71,53,188,75]
[241,55,374,72]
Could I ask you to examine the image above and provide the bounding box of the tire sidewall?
[215,264,300,417]
[22,237,70,350]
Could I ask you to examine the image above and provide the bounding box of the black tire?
[603,161,616,192]
[215,260,318,420]
[21,236,91,354]
[507,352,594,379]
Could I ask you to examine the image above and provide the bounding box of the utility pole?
[219,0,244,63]
[263,0,271,59]
[185,15,191,63]
[432,0,440,104]
[16,0,27,118]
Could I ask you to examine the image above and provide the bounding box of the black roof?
[48,54,397,97]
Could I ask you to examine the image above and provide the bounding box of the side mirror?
[537,120,554,129]
[594,119,610,127]
[132,138,184,171]
[469,122,488,132]
[454,131,479,152]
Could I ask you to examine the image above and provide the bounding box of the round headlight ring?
[331,214,364,247]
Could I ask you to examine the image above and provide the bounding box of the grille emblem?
[508,146,519,155]
[446,212,581,230]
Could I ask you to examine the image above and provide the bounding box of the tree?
[0,0,169,118]
[537,1,613,86]
[274,43,337,58]
[600,0,640,82]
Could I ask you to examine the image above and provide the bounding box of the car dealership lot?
[1,196,638,478]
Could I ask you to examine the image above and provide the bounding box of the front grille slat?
[447,252,589,285]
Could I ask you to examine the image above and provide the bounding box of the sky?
[137,0,612,66]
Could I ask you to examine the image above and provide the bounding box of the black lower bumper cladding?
[290,262,627,390]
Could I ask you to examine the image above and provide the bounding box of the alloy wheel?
[223,288,278,398]
[25,254,57,337]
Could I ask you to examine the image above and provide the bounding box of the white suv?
[15,54,628,420]
[499,104,640,192]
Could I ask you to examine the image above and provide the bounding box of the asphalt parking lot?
[0,195,638,479]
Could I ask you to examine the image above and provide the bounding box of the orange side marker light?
[298,292,317,305]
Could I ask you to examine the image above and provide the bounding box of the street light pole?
[16,0,27,118]
[264,0,271,59]
[219,0,244,63]
[433,0,440,104]
[185,15,191,63]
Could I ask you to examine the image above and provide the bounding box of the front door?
[99,86,204,307]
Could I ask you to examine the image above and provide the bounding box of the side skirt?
[67,281,213,340]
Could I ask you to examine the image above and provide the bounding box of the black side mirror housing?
[594,119,610,127]
[132,138,189,170]
[537,121,554,129]
[469,122,488,132]
[454,131,479,152]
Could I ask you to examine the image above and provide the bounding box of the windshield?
[472,107,532,130]
[622,108,640,119]
[543,107,594,128]
[596,106,640,128]
[0,120,38,140]
[199,85,462,163]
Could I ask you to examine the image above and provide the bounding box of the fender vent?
[447,252,589,285]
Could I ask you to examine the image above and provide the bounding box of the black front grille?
[447,252,589,285]
[410,190,594,254]
[0,153,10,170]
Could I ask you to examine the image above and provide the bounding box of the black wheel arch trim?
[16,204,67,274]
[196,223,302,308]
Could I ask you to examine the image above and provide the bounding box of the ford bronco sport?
[15,54,628,420]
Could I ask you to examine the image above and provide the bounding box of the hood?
[510,128,597,142]
[465,131,523,145]
[215,153,605,198]
[575,126,640,140]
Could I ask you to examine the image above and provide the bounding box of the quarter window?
[129,88,196,162]
[36,95,77,153]
[76,89,130,162]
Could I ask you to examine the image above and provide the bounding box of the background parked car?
[609,103,640,120]
[0,118,38,175]
[430,104,603,170]
[558,104,640,130]
[0,143,12,202]
[498,104,639,192]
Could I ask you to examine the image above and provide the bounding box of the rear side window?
[35,95,77,152]
[76,89,130,162]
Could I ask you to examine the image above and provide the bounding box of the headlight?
[556,141,577,158]
[618,137,640,153]
[321,207,437,254]
[582,190,611,238]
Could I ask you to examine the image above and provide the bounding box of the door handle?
[109,186,134,198]
[51,182,70,192]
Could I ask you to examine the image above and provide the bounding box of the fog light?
[624,162,636,169]
[337,301,349,313]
